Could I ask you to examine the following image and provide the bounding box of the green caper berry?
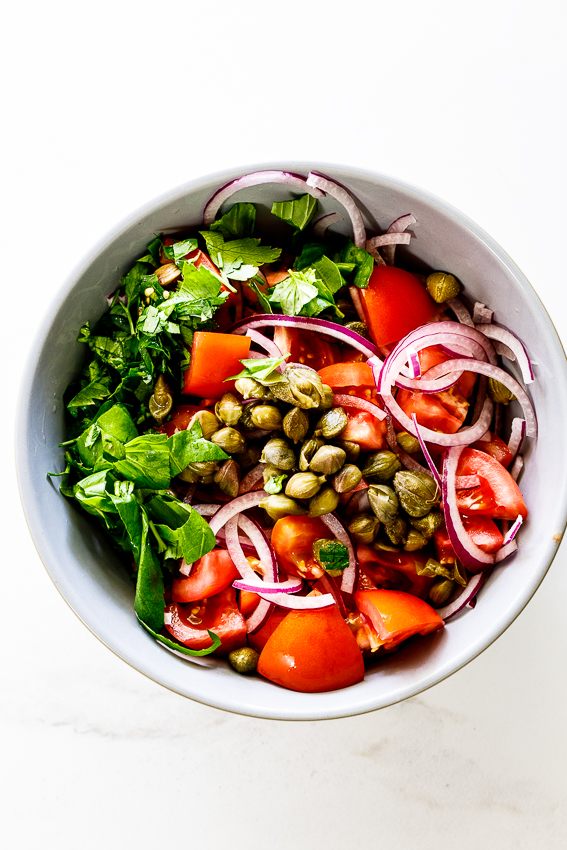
[384,516,407,545]
[283,407,310,444]
[361,450,401,482]
[348,513,380,544]
[190,409,220,441]
[258,494,307,521]
[177,467,200,484]
[428,578,456,606]
[344,321,372,340]
[215,392,243,427]
[200,473,215,485]
[320,384,335,410]
[373,537,401,553]
[238,402,262,431]
[426,271,461,303]
[210,427,247,454]
[487,378,516,405]
[367,484,399,524]
[396,431,420,454]
[250,404,283,431]
[298,437,325,471]
[234,377,271,400]
[285,472,326,500]
[308,485,340,517]
[270,366,328,409]
[393,470,439,517]
[403,528,428,552]
[410,509,445,539]
[332,463,363,493]
[228,647,260,675]
[309,445,346,475]
[186,461,218,477]
[238,445,262,471]
[213,459,241,498]
[336,439,361,463]
[260,437,296,470]
[149,373,173,424]
[314,406,348,439]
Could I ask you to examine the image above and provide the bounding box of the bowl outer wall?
[15,162,567,720]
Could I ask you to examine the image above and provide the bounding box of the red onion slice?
[203,170,324,226]
[349,286,366,322]
[333,393,387,421]
[507,418,526,460]
[475,323,534,384]
[237,514,278,580]
[366,231,412,250]
[502,514,523,546]
[318,512,358,594]
[383,413,433,476]
[233,577,303,594]
[246,328,285,369]
[238,463,266,495]
[312,211,344,237]
[229,314,381,361]
[306,171,366,248]
[381,214,417,265]
[436,572,486,620]
[442,446,496,572]
[510,454,524,481]
[411,414,441,488]
[224,516,259,582]
[495,539,518,562]
[473,302,494,324]
[446,297,475,327]
[208,490,267,536]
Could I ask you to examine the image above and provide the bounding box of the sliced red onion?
[246,328,285,369]
[455,475,481,489]
[183,483,197,505]
[446,297,475,327]
[233,577,303,594]
[345,488,371,516]
[317,574,348,618]
[411,414,441,488]
[495,539,518,562]
[312,211,344,237]
[238,463,266,495]
[423,359,537,439]
[224,516,258,582]
[381,214,417,265]
[507,418,526,460]
[319,512,358,594]
[472,302,494,324]
[203,170,324,226]
[208,490,267,536]
[107,291,128,307]
[436,572,486,620]
[306,171,366,248]
[502,514,523,546]
[384,413,433,476]
[510,454,524,481]
[333,393,387,421]
[475,323,534,384]
[349,286,366,322]
[395,370,463,393]
[442,446,495,572]
[229,314,381,361]
[252,591,335,610]
[366,231,412,249]
[245,598,274,634]
[237,514,278,580]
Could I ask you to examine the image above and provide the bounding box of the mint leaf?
[210,203,256,239]
[268,268,319,316]
[271,193,318,232]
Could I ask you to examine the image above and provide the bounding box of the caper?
[373,537,401,553]
[149,373,173,424]
[238,445,262,471]
[312,538,349,575]
[367,484,399,524]
[215,392,243,427]
[348,513,380,544]
[487,378,515,405]
[393,470,439,517]
[283,406,310,444]
[177,467,199,484]
[332,463,363,493]
[186,461,218,477]
[239,402,262,431]
[361,450,401,482]
[228,647,260,675]
[403,528,428,552]
[396,431,420,454]
[308,485,340,517]
[258,494,307,521]
[384,516,407,545]
[309,445,346,475]
[299,437,324,471]
[344,321,371,340]
[250,404,283,431]
[314,406,348,439]
[260,437,296,470]
[426,271,461,303]
[285,472,326,500]
[336,439,361,463]
[190,409,220,441]
[320,384,335,410]
[200,473,215,485]
[428,578,455,606]
[234,377,272,400]
[213,459,241,498]
[263,464,288,494]
[210,427,247,455]
[409,509,444,539]
[270,366,328,409]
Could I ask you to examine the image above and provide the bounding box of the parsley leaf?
[271,193,318,232]
[268,268,319,315]
[210,203,256,239]
[200,231,281,281]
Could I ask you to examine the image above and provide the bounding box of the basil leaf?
[210,203,256,239]
[342,240,374,289]
[228,356,288,385]
[313,255,345,295]
[177,508,216,564]
[109,480,143,561]
[67,377,111,416]
[271,193,318,232]
[134,509,165,632]
[268,268,319,316]
[73,469,117,517]
[168,420,228,475]
[113,434,171,489]
[294,242,327,271]
[138,617,222,656]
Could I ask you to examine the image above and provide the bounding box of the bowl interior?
[16,163,567,720]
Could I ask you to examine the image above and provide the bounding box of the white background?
[4,1,567,847]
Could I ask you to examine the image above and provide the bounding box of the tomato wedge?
[433,516,504,563]
[356,544,434,599]
[183,331,251,398]
[273,327,339,369]
[172,549,239,604]
[470,432,513,468]
[248,607,289,652]
[257,605,364,692]
[271,515,328,580]
[340,408,387,451]
[456,448,527,520]
[317,361,375,391]
[359,266,437,347]
[164,587,247,654]
[396,388,466,434]
[355,589,444,650]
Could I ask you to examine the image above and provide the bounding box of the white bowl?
[16,163,567,720]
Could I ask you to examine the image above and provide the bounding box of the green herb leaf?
[113,434,172,489]
[271,194,318,232]
[210,203,256,239]
[342,240,374,289]
[134,509,165,632]
[248,278,273,314]
[294,242,327,271]
[138,617,222,656]
[168,420,228,475]
[201,231,281,281]
[268,268,319,316]
[265,473,287,494]
[228,356,288,385]
[315,540,350,572]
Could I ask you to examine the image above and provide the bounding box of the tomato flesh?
[172,549,239,604]
[317,361,375,390]
[165,587,247,654]
[248,607,289,652]
[356,544,434,599]
[470,432,513,468]
[456,448,527,520]
[271,515,328,580]
[355,589,444,650]
[433,516,504,564]
[360,266,437,347]
[273,326,339,370]
[257,605,364,692]
[183,331,251,399]
[340,407,387,451]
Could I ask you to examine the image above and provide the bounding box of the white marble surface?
[4,2,567,846]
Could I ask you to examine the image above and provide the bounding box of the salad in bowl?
[50,169,538,695]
